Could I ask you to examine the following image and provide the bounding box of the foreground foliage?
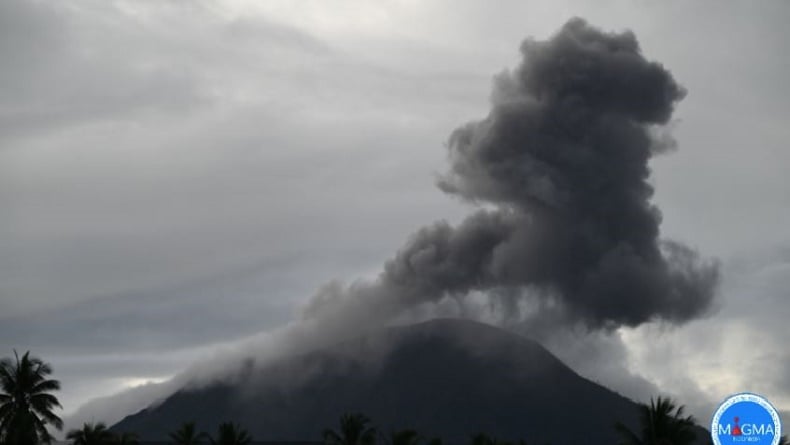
[66,422,117,445]
[615,396,698,445]
[0,350,63,444]
[209,422,252,445]
[170,421,209,445]
[324,413,378,445]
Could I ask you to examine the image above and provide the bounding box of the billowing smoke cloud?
[303,18,719,332]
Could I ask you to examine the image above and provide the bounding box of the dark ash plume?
[303,18,718,331]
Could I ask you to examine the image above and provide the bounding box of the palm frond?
[0,350,64,442]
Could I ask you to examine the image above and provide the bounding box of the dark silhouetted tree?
[323,413,377,445]
[0,350,63,444]
[114,431,139,445]
[615,396,697,445]
[66,422,115,445]
[385,429,421,445]
[209,422,251,445]
[170,421,208,445]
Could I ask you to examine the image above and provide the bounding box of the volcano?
[111,319,703,444]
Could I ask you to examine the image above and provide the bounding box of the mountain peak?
[113,318,642,444]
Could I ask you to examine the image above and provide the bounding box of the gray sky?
[1,0,789,429]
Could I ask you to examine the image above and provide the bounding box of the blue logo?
[711,393,782,445]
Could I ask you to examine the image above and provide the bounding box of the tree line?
[2,350,786,445]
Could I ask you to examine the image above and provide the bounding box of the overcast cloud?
[1,0,789,431]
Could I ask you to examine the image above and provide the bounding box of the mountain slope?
[112,319,658,444]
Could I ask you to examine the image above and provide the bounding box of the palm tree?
[615,396,697,445]
[323,413,377,445]
[209,422,252,445]
[170,421,208,445]
[66,422,115,445]
[386,429,421,445]
[0,350,63,444]
[114,431,139,445]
